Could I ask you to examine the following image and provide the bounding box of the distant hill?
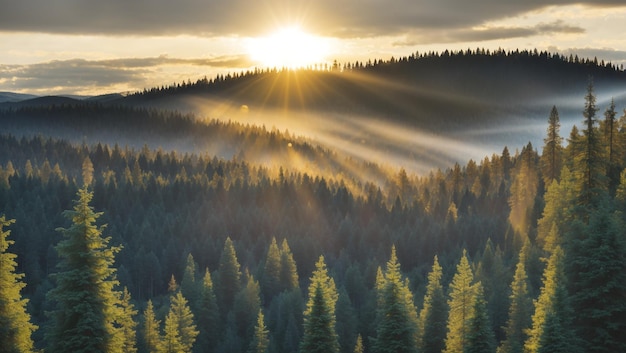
[3,49,626,172]
[0,91,39,103]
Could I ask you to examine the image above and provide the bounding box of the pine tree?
[444,249,477,353]
[418,256,447,353]
[373,246,418,353]
[0,215,37,353]
[524,247,579,353]
[566,197,626,352]
[217,237,241,318]
[353,334,364,353]
[181,253,199,309]
[602,98,620,193]
[336,287,358,353]
[497,246,532,353]
[46,186,122,353]
[118,287,138,353]
[508,142,540,238]
[234,270,262,341]
[540,106,564,185]
[142,300,161,353]
[300,255,339,353]
[248,310,269,353]
[197,268,220,353]
[536,167,576,253]
[279,239,299,292]
[159,307,184,353]
[464,284,495,353]
[573,80,607,211]
[262,237,281,302]
[159,291,198,353]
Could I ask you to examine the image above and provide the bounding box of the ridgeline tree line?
[1,82,625,352]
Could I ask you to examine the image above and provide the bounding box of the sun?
[247,26,331,69]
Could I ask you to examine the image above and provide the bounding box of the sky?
[2,1,626,96]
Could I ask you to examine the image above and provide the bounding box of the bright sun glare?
[247,27,331,69]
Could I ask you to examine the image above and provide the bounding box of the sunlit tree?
[300,255,339,353]
[0,216,37,353]
[444,249,477,353]
[418,255,447,353]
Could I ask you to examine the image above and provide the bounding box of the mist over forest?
[1,49,625,353]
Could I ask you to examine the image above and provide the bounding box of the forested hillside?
[1,60,625,352]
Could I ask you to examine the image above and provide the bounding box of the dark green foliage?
[566,197,626,352]
[464,285,495,353]
[300,256,339,353]
[196,269,220,353]
[217,237,241,319]
[418,256,447,353]
[497,246,532,353]
[45,186,121,353]
[540,106,564,185]
[373,247,418,353]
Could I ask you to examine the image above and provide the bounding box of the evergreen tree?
[217,237,242,318]
[464,284,495,353]
[0,215,37,353]
[181,254,199,309]
[373,246,418,353]
[300,255,339,353]
[573,80,607,211]
[159,308,184,353]
[418,255,447,353]
[508,142,540,238]
[196,268,220,353]
[540,106,564,185]
[566,197,626,352]
[159,291,199,353]
[46,186,122,353]
[279,239,299,292]
[602,98,620,193]
[444,249,477,353]
[234,270,262,341]
[335,287,358,353]
[248,310,269,353]
[142,300,161,353]
[536,168,576,253]
[353,334,364,353]
[524,247,579,353]
[497,246,532,353]
[118,287,138,353]
[262,237,281,302]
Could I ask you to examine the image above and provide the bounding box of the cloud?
[395,20,585,46]
[0,55,252,94]
[0,0,622,38]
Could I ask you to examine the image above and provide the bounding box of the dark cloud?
[395,20,585,46]
[0,0,622,38]
[0,55,252,93]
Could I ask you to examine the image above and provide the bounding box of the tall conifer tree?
[525,247,579,353]
[444,249,477,353]
[0,216,37,353]
[46,186,122,353]
[497,246,532,353]
[300,256,339,353]
[217,237,241,318]
[197,268,220,353]
[373,246,419,353]
[540,106,564,185]
[418,255,447,353]
[464,284,496,353]
[142,300,161,353]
